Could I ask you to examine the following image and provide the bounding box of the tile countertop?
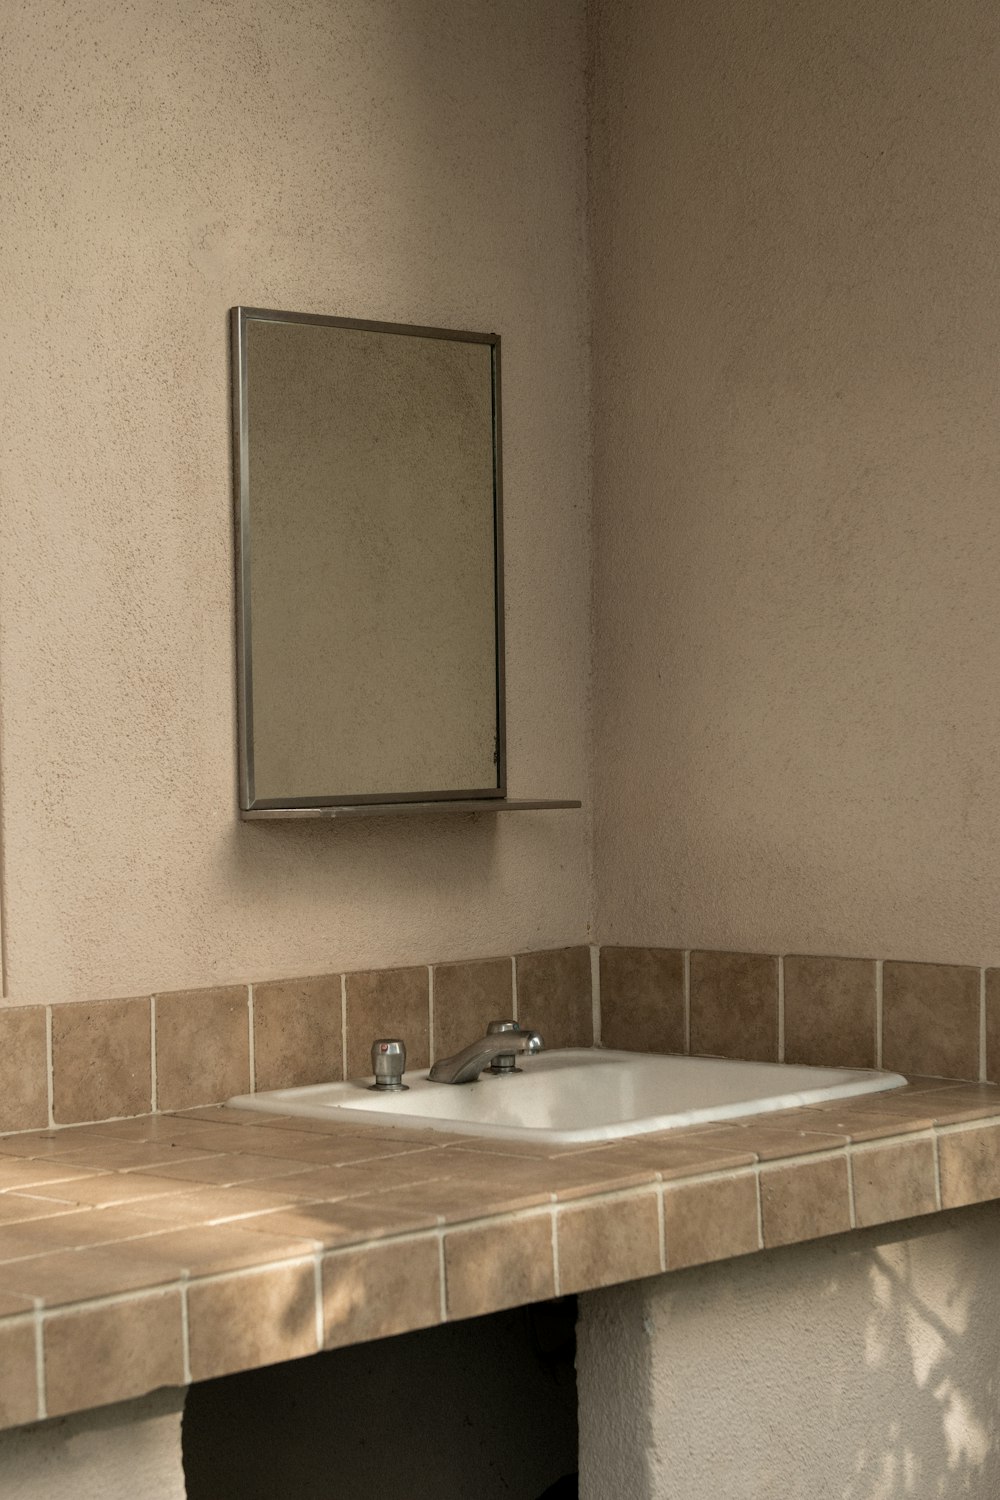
[1,1077,1000,1429]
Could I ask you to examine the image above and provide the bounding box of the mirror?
[231,308,504,812]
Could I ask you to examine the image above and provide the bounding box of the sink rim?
[229,1049,908,1145]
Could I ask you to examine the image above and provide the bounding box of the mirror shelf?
[241,798,581,821]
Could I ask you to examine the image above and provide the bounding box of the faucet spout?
[428,1024,544,1085]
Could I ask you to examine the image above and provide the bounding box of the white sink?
[230,1050,907,1146]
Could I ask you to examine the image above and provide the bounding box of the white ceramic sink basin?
[231,1050,906,1145]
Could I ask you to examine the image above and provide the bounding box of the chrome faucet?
[428,1019,544,1085]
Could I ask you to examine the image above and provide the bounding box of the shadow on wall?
[578,1204,1000,1500]
[835,1215,999,1497]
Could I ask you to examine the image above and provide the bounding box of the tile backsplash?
[881,960,980,1079]
[782,955,875,1070]
[1,942,997,1135]
[604,946,994,1084]
[688,949,779,1063]
[515,946,594,1049]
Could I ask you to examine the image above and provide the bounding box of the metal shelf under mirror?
[242,799,581,821]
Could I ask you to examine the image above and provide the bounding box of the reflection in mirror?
[232,309,503,810]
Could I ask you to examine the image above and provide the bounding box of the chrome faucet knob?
[488,1019,524,1075]
[368,1038,409,1092]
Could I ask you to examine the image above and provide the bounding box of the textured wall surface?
[0,0,591,1002]
[578,1206,1000,1498]
[0,1391,185,1500]
[590,0,1000,963]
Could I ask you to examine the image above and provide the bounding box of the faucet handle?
[487,1019,526,1075]
[368,1038,409,1092]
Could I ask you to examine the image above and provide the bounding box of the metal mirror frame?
[230,306,506,813]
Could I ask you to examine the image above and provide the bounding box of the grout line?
[313,1254,324,1350]
[777,956,785,1062]
[550,1206,560,1297]
[656,1183,666,1271]
[33,1307,46,1421]
[31,1272,302,1335]
[34,1266,331,1319]
[683,950,691,1055]
[554,1182,663,1212]
[510,956,518,1023]
[438,1204,558,1238]
[322,1228,442,1262]
[758,1144,851,1174]
[934,1116,1000,1136]
[875,960,883,1069]
[45,1007,54,1129]
[850,1127,936,1154]
[340,974,348,1081]
[845,1150,857,1228]
[980,968,987,1082]
[656,1163,757,1192]
[753,1166,764,1249]
[590,944,601,1047]
[437,1230,447,1322]
[427,965,435,1065]
[931,1133,943,1212]
[247,984,256,1093]
[183,1255,318,1292]
[150,997,157,1114]
[180,1283,191,1384]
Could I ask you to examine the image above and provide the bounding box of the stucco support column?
[0,1389,187,1500]
[577,1204,1000,1499]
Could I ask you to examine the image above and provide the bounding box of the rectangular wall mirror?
[233,307,505,813]
[231,307,579,820]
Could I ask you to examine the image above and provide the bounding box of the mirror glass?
[232,309,503,809]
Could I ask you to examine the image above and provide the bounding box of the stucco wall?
[578,1206,1000,1498]
[0,0,591,1003]
[590,0,1000,964]
[0,1391,185,1500]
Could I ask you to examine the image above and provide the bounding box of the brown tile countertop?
[1,1076,1000,1430]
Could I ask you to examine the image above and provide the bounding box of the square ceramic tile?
[44,1291,184,1416]
[188,1261,318,1380]
[515,948,593,1049]
[445,1215,555,1320]
[783,955,875,1069]
[663,1173,759,1269]
[155,987,250,1111]
[344,967,430,1082]
[882,962,979,1080]
[52,998,152,1124]
[599,947,685,1054]
[851,1139,937,1228]
[323,1235,441,1347]
[556,1191,661,1293]
[0,1008,48,1133]
[760,1157,851,1248]
[432,958,513,1064]
[253,975,344,1092]
[689,951,778,1062]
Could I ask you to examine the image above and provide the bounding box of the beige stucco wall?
[590,0,1000,964]
[0,0,591,1003]
[578,1207,1000,1498]
[0,1391,185,1500]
